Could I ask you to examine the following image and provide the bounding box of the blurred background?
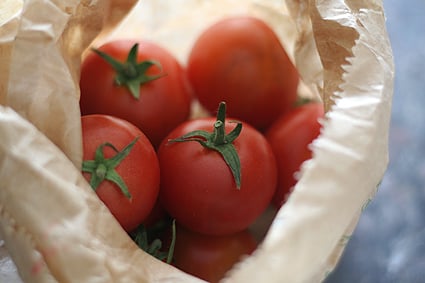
[325,0,425,282]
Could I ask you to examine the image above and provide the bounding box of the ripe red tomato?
[81,114,160,232]
[157,103,277,235]
[79,40,193,148]
[187,16,299,131]
[265,102,324,207]
[172,225,257,283]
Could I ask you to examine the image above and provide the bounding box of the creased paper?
[0,0,394,282]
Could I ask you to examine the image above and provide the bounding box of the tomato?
[172,225,257,283]
[187,16,299,131]
[157,102,277,235]
[80,40,193,148]
[265,102,324,207]
[81,114,160,232]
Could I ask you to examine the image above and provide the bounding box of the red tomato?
[80,40,193,148]
[81,114,160,232]
[157,103,277,235]
[172,225,257,283]
[187,16,299,131]
[265,102,324,207]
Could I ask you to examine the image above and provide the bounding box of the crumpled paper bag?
[0,0,394,282]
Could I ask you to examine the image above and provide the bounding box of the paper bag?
[0,0,394,282]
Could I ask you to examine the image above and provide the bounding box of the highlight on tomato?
[265,101,324,207]
[157,102,277,236]
[79,39,193,148]
[187,16,299,131]
[81,114,160,232]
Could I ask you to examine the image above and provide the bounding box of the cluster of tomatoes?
[79,16,324,282]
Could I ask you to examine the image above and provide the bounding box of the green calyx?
[92,43,165,99]
[131,219,176,264]
[82,137,139,199]
[169,101,242,189]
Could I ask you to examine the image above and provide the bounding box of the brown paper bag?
[0,0,394,282]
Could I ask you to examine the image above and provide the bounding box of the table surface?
[325,0,425,282]
[1,1,423,283]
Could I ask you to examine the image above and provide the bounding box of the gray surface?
[325,0,425,282]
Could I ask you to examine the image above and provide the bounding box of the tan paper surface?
[0,0,394,282]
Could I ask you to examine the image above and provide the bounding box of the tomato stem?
[167,219,177,264]
[95,163,107,180]
[168,102,242,189]
[82,137,139,199]
[212,102,227,144]
[92,43,166,99]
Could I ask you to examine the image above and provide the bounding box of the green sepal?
[92,43,166,99]
[130,219,176,264]
[168,102,242,189]
[82,137,139,199]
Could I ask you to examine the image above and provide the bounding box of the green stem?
[82,137,139,199]
[92,43,166,99]
[130,219,176,264]
[168,102,242,189]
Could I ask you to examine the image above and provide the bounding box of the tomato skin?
[80,40,193,148]
[265,102,324,207]
[157,118,277,236]
[187,16,299,131]
[81,114,160,232]
[172,225,257,283]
